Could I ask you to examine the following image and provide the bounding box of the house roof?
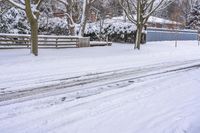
[111,16,182,25]
[148,16,182,25]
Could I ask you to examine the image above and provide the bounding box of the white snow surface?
[1,41,200,92]
[1,41,200,133]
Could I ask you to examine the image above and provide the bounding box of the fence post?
[106,36,109,46]
[78,37,90,47]
[56,38,58,48]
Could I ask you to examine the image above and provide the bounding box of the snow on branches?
[188,3,200,30]
[0,7,30,34]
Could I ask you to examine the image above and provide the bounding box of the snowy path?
[1,58,200,105]
[0,66,200,133]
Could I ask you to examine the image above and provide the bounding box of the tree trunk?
[66,0,75,36]
[30,20,38,56]
[135,24,142,50]
[135,0,142,50]
[70,27,75,36]
[81,3,90,36]
[25,0,39,56]
[79,0,88,36]
[67,16,75,36]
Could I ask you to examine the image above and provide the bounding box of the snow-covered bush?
[85,18,136,42]
[0,15,9,33]
[85,21,136,35]
[39,17,69,35]
[0,7,69,35]
[0,7,30,34]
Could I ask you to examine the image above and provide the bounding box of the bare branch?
[7,0,25,10]
[118,0,136,24]
[36,0,45,9]
[57,0,69,6]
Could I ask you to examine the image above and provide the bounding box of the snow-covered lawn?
[1,41,200,92]
[0,41,200,133]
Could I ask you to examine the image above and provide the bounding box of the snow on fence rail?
[0,34,92,48]
[0,34,112,49]
[147,28,198,42]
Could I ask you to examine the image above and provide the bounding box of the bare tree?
[7,0,44,56]
[119,0,173,50]
[79,0,96,36]
[56,0,96,36]
[56,0,79,36]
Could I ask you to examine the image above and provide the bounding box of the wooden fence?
[0,34,111,49]
[0,34,91,48]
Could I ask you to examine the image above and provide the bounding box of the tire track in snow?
[1,68,200,133]
[1,59,200,105]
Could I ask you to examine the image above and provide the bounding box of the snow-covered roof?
[111,16,182,25]
[148,16,182,25]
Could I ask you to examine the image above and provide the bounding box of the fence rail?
[0,34,84,48]
[0,33,112,49]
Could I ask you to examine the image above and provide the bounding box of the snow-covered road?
[1,41,200,94]
[1,41,200,133]
[1,58,200,105]
[0,65,200,133]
